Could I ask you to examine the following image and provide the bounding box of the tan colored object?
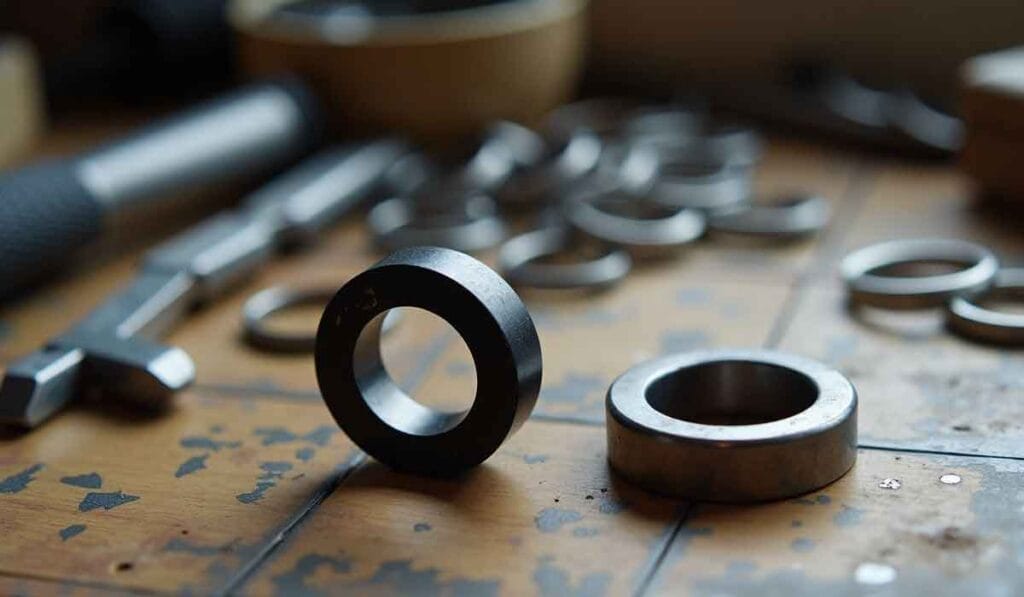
[0,37,44,167]
[229,0,586,143]
[960,46,1024,198]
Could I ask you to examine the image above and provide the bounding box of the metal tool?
[563,186,707,259]
[0,79,322,302]
[498,227,632,290]
[947,268,1024,345]
[606,349,858,502]
[0,140,409,428]
[841,238,998,310]
[368,194,508,254]
[709,194,831,239]
[242,285,401,353]
[315,247,542,476]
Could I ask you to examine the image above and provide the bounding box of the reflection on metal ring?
[498,226,632,289]
[947,268,1024,345]
[709,194,831,239]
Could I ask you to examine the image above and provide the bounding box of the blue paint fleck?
[175,454,209,478]
[180,436,241,451]
[791,538,815,552]
[659,329,710,354]
[816,495,832,505]
[296,448,315,462]
[78,491,139,512]
[572,527,599,538]
[59,524,86,541]
[599,497,627,515]
[253,426,337,447]
[236,461,293,504]
[164,537,232,556]
[533,556,610,597]
[523,454,548,465]
[540,373,604,404]
[60,472,102,489]
[535,508,583,533]
[272,554,353,596]
[833,505,865,527]
[0,464,44,494]
[677,287,712,305]
[445,361,473,376]
[414,522,432,532]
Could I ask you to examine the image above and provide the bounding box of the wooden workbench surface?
[1,123,1023,596]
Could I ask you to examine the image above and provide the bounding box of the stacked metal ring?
[841,238,1024,345]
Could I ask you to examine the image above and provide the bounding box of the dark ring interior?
[645,360,817,425]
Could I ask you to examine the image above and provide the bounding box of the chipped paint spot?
[253,426,338,447]
[879,478,902,490]
[360,560,499,596]
[164,537,233,556]
[533,556,610,597]
[296,448,315,462]
[940,473,962,485]
[414,522,432,533]
[59,524,86,541]
[540,373,604,404]
[599,497,627,515]
[180,436,241,451]
[535,508,583,533]
[60,472,102,489]
[78,491,139,512]
[816,495,832,505]
[854,562,897,585]
[0,463,44,494]
[659,329,710,354]
[236,461,293,504]
[272,553,353,596]
[833,505,865,527]
[572,527,599,538]
[175,454,209,478]
[791,538,815,552]
[522,454,548,465]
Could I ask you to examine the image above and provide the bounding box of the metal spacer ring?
[368,195,508,253]
[315,247,542,476]
[840,238,998,310]
[242,285,400,353]
[498,227,632,290]
[646,152,753,214]
[947,268,1024,345]
[606,349,858,502]
[709,194,831,239]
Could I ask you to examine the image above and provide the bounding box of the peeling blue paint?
[540,373,604,404]
[296,448,315,462]
[236,461,293,504]
[253,426,337,447]
[572,527,599,538]
[180,436,241,451]
[59,524,86,541]
[272,553,353,597]
[522,454,548,465]
[659,329,710,354]
[833,505,865,527]
[535,508,583,533]
[60,472,102,489]
[78,491,139,512]
[175,454,210,478]
[0,464,44,494]
[533,556,610,597]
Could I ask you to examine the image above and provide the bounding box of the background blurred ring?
[841,238,998,310]
[709,194,831,239]
[368,195,508,253]
[947,268,1024,345]
[498,227,632,289]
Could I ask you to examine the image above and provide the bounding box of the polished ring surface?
[606,349,857,502]
[315,247,542,475]
[709,195,831,238]
[368,195,508,253]
[947,268,1024,345]
[498,227,632,290]
[840,238,998,309]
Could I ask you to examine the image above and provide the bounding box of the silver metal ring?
[498,227,632,289]
[498,130,602,209]
[368,195,508,253]
[563,186,706,259]
[947,269,1024,345]
[606,349,857,502]
[709,194,831,239]
[841,238,998,310]
[647,151,752,213]
[242,286,400,353]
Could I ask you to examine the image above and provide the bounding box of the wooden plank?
[239,420,684,596]
[649,449,1024,595]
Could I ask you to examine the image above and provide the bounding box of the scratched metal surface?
[1,132,1023,596]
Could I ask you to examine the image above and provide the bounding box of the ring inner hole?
[974,287,1024,314]
[868,259,969,278]
[261,300,326,336]
[358,307,477,435]
[645,361,817,425]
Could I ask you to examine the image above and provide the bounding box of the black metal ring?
[498,227,632,289]
[315,247,542,475]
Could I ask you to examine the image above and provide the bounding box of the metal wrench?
[0,139,408,428]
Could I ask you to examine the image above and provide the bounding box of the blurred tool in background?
[0,80,322,302]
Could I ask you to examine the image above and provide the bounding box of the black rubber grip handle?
[0,160,104,302]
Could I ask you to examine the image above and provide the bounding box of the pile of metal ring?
[841,238,1024,345]
[370,99,833,292]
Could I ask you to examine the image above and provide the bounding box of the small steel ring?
[841,238,998,310]
[563,186,706,259]
[606,349,857,502]
[315,247,542,475]
[947,269,1024,345]
[709,195,831,238]
[498,130,602,208]
[368,195,508,253]
[498,227,632,289]
[242,286,401,353]
[647,154,752,213]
